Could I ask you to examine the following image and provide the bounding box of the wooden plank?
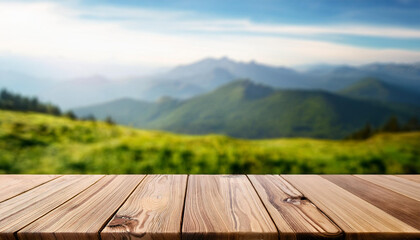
[0,175,103,240]
[0,174,60,203]
[396,175,420,184]
[101,175,188,240]
[282,175,420,240]
[18,175,145,240]
[182,175,278,240]
[323,175,420,230]
[355,175,420,202]
[248,175,342,240]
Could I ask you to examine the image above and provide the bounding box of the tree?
[82,114,96,122]
[105,116,115,125]
[0,88,62,116]
[64,111,77,120]
[403,117,420,131]
[46,104,61,116]
[346,123,373,140]
[381,116,400,132]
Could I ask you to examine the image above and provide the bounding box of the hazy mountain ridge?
[306,62,420,91]
[0,71,52,96]
[2,57,420,108]
[166,57,309,88]
[339,78,420,106]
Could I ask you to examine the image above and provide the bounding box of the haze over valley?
[3,57,420,107]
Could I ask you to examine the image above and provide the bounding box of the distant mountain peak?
[221,79,254,88]
[189,56,237,65]
[220,56,232,61]
[156,95,178,104]
[66,75,110,85]
[341,77,389,92]
[218,79,275,100]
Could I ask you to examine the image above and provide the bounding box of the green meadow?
[1,110,419,174]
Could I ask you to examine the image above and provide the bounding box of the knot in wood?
[283,196,306,205]
[108,215,137,228]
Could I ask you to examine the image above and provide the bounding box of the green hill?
[75,80,420,139]
[339,77,420,106]
[1,110,419,174]
[75,96,180,126]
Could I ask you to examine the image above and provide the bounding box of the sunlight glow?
[1,1,420,69]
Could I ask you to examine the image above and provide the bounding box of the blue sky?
[0,0,420,78]
[81,0,420,27]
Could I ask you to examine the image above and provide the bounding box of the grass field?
[0,110,419,174]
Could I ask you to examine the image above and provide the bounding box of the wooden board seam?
[0,175,62,204]
[181,175,278,239]
[97,174,149,240]
[1,175,417,239]
[354,175,420,202]
[13,175,105,240]
[245,175,280,236]
[279,175,345,238]
[396,175,420,184]
[179,174,190,238]
[322,175,420,232]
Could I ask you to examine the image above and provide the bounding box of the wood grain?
[282,175,420,240]
[355,175,420,201]
[323,175,420,230]
[396,175,420,184]
[0,174,60,203]
[0,174,60,202]
[101,175,188,240]
[0,175,103,240]
[0,174,418,239]
[182,175,278,240]
[248,175,342,240]
[18,175,145,240]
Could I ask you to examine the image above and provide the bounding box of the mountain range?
[2,57,420,108]
[2,57,420,139]
[74,79,420,139]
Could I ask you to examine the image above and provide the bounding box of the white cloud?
[183,20,420,39]
[78,5,420,39]
[0,1,420,72]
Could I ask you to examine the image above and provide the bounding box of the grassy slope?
[0,110,419,174]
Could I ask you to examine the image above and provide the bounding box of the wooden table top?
[0,175,419,240]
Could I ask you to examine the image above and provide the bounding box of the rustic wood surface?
[397,174,420,183]
[18,175,144,240]
[248,175,342,240]
[101,175,187,240]
[282,175,420,240]
[0,175,59,203]
[322,175,420,230]
[355,175,420,201]
[0,175,103,240]
[182,175,278,240]
[0,174,418,240]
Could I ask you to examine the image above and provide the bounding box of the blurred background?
[1,0,419,174]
